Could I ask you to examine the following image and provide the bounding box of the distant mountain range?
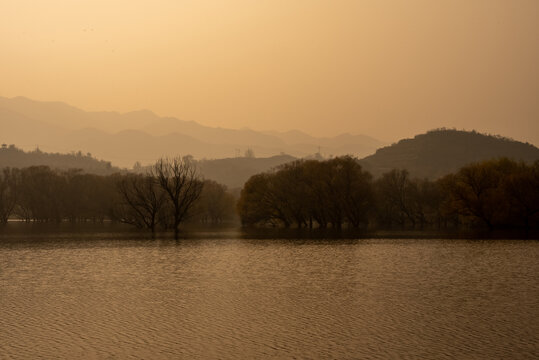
[0,96,384,167]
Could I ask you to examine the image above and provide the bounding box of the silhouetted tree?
[0,168,19,224]
[190,180,236,224]
[15,166,64,222]
[238,156,374,229]
[411,178,443,229]
[3,154,536,233]
[328,156,373,228]
[116,173,166,233]
[302,160,331,228]
[273,161,310,227]
[440,158,530,230]
[237,173,286,226]
[502,161,539,229]
[152,157,203,237]
[375,169,414,228]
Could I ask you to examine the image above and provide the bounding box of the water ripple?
[1,237,538,359]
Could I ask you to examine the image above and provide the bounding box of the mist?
[1,0,538,146]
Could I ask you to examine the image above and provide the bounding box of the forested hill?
[358,129,539,179]
[0,145,119,175]
[197,154,297,189]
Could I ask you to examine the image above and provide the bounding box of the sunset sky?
[1,0,538,144]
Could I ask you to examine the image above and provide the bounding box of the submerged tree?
[190,180,236,225]
[0,168,19,224]
[374,169,413,229]
[374,170,443,229]
[237,173,283,226]
[116,173,166,233]
[15,166,65,222]
[327,156,374,228]
[152,156,203,236]
[238,156,374,229]
[440,158,539,230]
[502,161,539,229]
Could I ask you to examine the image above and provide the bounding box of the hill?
[0,145,119,175]
[197,155,297,189]
[358,129,539,179]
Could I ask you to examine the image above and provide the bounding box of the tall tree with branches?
[152,156,203,237]
[116,173,166,233]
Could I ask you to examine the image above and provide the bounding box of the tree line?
[0,157,236,235]
[237,156,539,231]
[1,155,537,233]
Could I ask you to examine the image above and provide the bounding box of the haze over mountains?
[2,125,538,189]
[0,96,383,168]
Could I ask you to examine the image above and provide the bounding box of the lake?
[1,226,538,359]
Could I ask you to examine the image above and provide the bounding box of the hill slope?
[358,129,539,179]
[0,145,119,175]
[197,155,297,189]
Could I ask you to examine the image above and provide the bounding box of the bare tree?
[375,169,416,229]
[117,173,166,233]
[152,156,203,237]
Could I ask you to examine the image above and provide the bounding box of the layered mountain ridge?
[0,96,383,167]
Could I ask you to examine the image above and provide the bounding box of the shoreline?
[1,222,538,241]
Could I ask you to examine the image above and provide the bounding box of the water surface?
[1,228,538,359]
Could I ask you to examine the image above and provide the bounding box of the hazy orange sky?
[1,0,538,144]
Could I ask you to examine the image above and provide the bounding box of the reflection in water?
[1,226,538,359]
